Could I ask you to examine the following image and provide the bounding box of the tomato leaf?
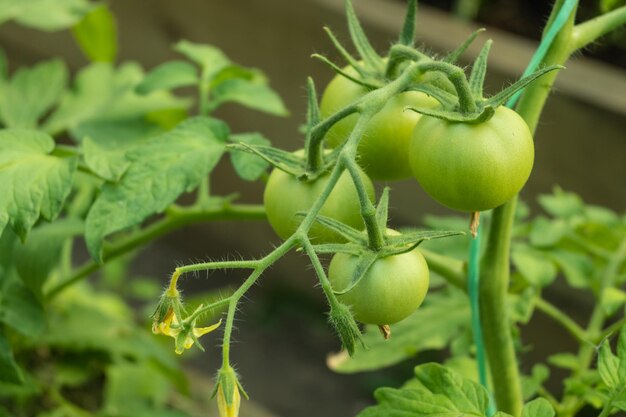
[85,116,228,261]
[72,4,117,63]
[0,59,67,129]
[210,78,288,116]
[357,363,491,417]
[522,398,555,417]
[512,244,558,287]
[329,291,469,373]
[0,273,45,338]
[598,326,626,390]
[136,61,198,95]
[0,329,22,384]
[550,249,595,289]
[0,0,94,31]
[82,136,132,182]
[0,130,77,240]
[175,40,230,80]
[228,132,271,181]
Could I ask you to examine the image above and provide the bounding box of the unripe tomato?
[263,158,375,242]
[320,68,439,181]
[409,106,534,212]
[328,237,429,325]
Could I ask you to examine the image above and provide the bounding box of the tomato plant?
[263,158,375,242]
[328,242,429,325]
[409,106,534,212]
[320,68,439,181]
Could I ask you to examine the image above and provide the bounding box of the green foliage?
[0,0,94,31]
[72,5,118,63]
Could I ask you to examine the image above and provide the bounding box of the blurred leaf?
[538,188,584,218]
[229,132,271,181]
[509,288,536,324]
[0,59,67,128]
[14,218,83,295]
[136,61,198,95]
[210,77,288,116]
[0,130,77,240]
[521,364,550,400]
[175,40,230,79]
[44,63,189,137]
[0,274,45,337]
[550,250,595,289]
[548,353,580,371]
[0,0,94,31]
[602,287,626,317]
[0,329,22,384]
[85,116,228,260]
[598,326,626,392]
[328,290,469,373]
[128,278,162,300]
[522,398,555,417]
[72,4,117,62]
[512,245,557,287]
[529,216,567,248]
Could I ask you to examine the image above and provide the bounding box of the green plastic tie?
[468,1,577,415]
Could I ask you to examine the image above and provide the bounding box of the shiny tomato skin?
[328,245,429,325]
[320,70,439,181]
[409,106,534,212]
[263,163,375,242]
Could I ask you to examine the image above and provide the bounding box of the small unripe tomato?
[320,68,439,181]
[328,235,429,325]
[263,155,375,242]
[409,106,534,212]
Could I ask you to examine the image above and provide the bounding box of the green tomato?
[328,239,429,325]
[320,69,440,181]
[409,106,534,212]
[263,158,375,242]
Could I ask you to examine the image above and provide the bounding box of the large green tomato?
[328,240,429,325]
[409,106,534,212]
[263,161,375,243]
[320,69,439,181]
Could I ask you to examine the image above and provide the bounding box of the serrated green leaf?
[0,328,22,384]
[522,398,555,417]
[521,364,550,400]
[72,4,117,62]
[330,291,469,373]
[0,0,93,31]
[0,130,77,239]
[14,218,83,295]
[358,363,489,417]
[0,59,67,129]
[85,116,228,260]
[210,78,288,116]
[0,274,45,337]
[44,62,189,137]
[136,61,198,95]
[229,132,270,181]
[550,250,595,289]
[598,339,622,389]
[512,245,557,287]
[82,136,132,181]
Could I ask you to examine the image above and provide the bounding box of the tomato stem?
[417,61,477,114]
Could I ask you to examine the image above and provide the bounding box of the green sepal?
[376,187,390,232]
[306,214,367,244]
[383,230,465,258]
[332,251,378,295]
[344,0,384,72]
[228,132,271,181]
[322,26,365,76]
[398,0,418,47]
[407,85,458,109]
[311,54,380,89]
[485,65,564,108]
[306,77,320,129]
[443,28,486,64]
[226,143,304,177]
[406,105,495,123]
[327,302,365,356]
[469,39,492,99]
